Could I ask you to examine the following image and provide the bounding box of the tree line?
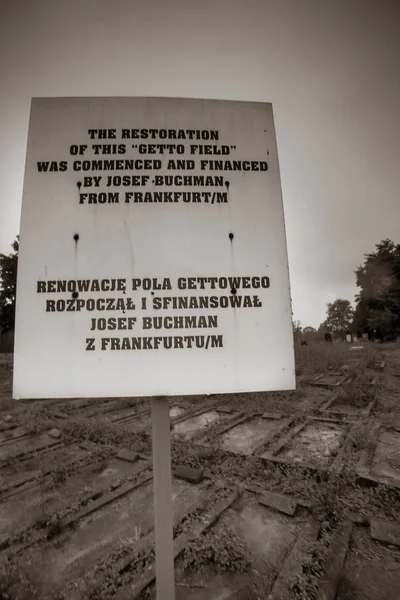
[1,236,400,343]
[293,239,400,343]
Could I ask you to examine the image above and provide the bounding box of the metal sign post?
[151,397,175,599]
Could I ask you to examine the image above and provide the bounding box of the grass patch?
[181,524,251,573]
[57,414,151,455]
[347,423,369,451]
[0,557,37,599]
[334,371,378,409]
[295,342,348,377]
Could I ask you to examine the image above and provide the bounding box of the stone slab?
[216,405,234,413]
[47,397,113,413]
[173,465,204,483]
[77,398,126,418]
[172,408,229,440]
[16,476,212,599]
[116,449,139,463]
[141,493,314,600]
[317,520,353,600]
[336,525,400,600]
[115,489,241,600]
[221,416,284,455]
[373,360,386,371]
[262,412,284,419]
[0,456,148,542]
[310,374,348,387]
[0,432,62,463]
[321,396,374,418]
[169,404,187,419]
[48,428,61,439]
[370,519,400,547]
[276,421,346,466]
[109,406,144,423]
[258,490,297,516]
[262,422,306,461]
[370,428,400,486]
[0,425,27,444]
[347,512,369,525]
[0,443,92,497]
[268,522,319,600]
[117,411,151,431]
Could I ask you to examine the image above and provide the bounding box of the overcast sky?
[1,0,399,328]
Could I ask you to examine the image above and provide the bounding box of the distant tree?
[324,299,354,339]
[292,320,302,343]
[0,237,19,333]
[354,239,400,340]
[303,326,316,334]
[316,322,329,341]
[318,322,328,333]
[302,326,318,343]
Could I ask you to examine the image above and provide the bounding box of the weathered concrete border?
[56,470,153,531]
[170,400,222,423]
[78,398,137,419]
[197,411,292,455]
[0,441,97,498]
[170,401,221,428]
[370,518,400,547]
[330,422,363,474]
[315,516,400,600]
[316,520,353,600]
[268,522,320,600]
[261,418,351,474]
[173,465,204,484]
[260,421,307,464]
[0,431,64,465]
[356,423,400,489]
[373,360,386,371]
[114,488,241,600]
[41,396,116,410]
[244,481,315,511]
[2,461,152,558]
[0,425,62,448]
[0,425,29,446]
[309,373,349,388]
[110,406,149,424]
[80,482,235,599]
[258,490,298,516]
[318,396,375,419]
[115,484,321,600]
[210,411,259,436]
[251,415,294,455]
[172,405,242,442]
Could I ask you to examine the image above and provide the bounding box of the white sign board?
[13,97,295,399]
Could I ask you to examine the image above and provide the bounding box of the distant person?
[325,332,333,344]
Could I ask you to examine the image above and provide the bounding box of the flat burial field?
[370,428,400,484]
[220,416,285,455]
[1,343,400,598]
[278,421,345,464]
[5,476,213,599]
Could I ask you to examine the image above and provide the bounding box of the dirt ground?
[0,341,399,599]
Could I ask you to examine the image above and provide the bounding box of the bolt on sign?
[13,97,295,399]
